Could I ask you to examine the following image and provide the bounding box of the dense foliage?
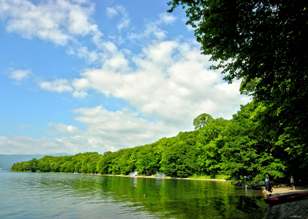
[168,0,308,179]
[12,101,295,184]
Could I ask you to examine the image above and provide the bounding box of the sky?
[0,0,249,155]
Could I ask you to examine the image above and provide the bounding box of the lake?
[0,171,268,218]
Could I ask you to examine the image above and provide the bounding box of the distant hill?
[0,155,43,171]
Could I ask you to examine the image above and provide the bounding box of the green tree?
[160,132,198,177]
[195,118,228,175]
[135,144,161,175]
[220,102,285,183]
[169,0,308,178]
[193,113,214,130]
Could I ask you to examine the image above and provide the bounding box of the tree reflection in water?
[39,173,268,219]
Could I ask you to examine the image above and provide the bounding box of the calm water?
[0,172,268,219]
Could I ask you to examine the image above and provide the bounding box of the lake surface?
[0,172,268,219]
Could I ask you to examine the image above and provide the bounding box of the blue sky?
[0,0,249,154]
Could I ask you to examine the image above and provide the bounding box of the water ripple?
[0,172,270,219]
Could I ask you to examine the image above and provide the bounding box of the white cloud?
[76,40,248,129]
[50,123,79,134]
[128,12,177,41]
[67,6,94,36]
[129,20,166,41]
[0,0,101,45]
[0,104,179,154]
[73,106,177,148]
[0,134,110,155]
[72,78,89,90]
[159,13,176,24]
[0,0,103,65]
[39,79,73,93]
[117,19,130,31]
[68,46,100,63]
[144,23,166,40]
[39,39,249,133]
[72,90,88,98]
[9,69,31,81]
[38,79,89,98]
[106,7,119,18]
[105,5,130,31]
[0,136,65,155]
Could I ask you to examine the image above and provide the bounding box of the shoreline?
[262,186,308,196]
[10,170,228,182]
[100,174,229,182]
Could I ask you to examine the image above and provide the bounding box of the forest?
[12,0,308,185]
[12,101,304,184]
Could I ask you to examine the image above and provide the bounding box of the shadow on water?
[36,173,268,218]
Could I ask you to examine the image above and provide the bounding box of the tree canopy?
[168,0,308,177]
[193,113,214,129]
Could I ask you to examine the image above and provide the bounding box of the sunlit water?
[0,171,269,219]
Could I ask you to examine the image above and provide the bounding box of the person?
[243,175,248,191]
[265,175,272,193]
[290,176,295,190]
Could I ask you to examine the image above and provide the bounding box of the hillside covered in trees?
[13,100,304,184]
